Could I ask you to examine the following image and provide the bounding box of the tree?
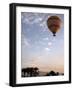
[22,67,39,77]
[46,70,56,76]
[29,67,34,77]
[33,67,39,76]
[56,72,59,75]
[22,68,27,77]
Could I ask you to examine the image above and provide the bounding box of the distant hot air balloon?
[47,16,62,36]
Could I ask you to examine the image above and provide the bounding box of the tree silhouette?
[33,67,39,76]
[26,68,30,76]
[56,72,59,75]
[22,68,27,77]
[46,70,56,76]
[29,67,34,77]
[22,67,39,77]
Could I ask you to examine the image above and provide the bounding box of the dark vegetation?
[22,67,39,77]
[46,70,64,76]
[21,67,64,77]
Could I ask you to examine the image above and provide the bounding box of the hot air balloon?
[47,16,62,36]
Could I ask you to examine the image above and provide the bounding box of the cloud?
[48,42,52,46]
[21,12,50,34]
[23,18,30,24]
[21,12,49,27]
[24,38,30,46]
[30,17,43,24]
[39,21,46,27]
[21,33,30,47]
[22,13,43,24]
[45,48,50,51]
[43,37,49,40]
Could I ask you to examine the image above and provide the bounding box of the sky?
[21,12,64,73]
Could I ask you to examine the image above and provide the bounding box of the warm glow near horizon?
[21,12,64,74]
[21,55,64,73]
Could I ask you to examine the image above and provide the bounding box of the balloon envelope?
[47,16,62,36]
